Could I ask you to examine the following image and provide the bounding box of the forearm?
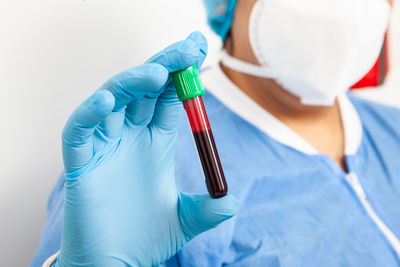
[30,174,64,267]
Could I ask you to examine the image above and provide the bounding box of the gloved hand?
[56,31,238,267]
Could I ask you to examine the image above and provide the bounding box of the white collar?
[201,62,362,155]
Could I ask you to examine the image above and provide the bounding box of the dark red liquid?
[183,97,228,198]
[193,129,228,198]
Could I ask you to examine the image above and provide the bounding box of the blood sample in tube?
[172,65,228,198]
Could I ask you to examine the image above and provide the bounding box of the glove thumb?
[178,192,239,240]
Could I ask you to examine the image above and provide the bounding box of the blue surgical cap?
[203,0,238,41]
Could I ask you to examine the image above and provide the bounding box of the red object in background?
[351,33,390,89]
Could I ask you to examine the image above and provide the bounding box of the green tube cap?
[172,65,205,101]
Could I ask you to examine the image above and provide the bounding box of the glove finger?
[147,31,208,132]
[62,90,115,173]
[99,63,169,112]
[178,193,239,240]
[125,96,158,127]
[95,108,125,143]
[149,86,182,132]
[125,34,204,126]
[145,31,206,72]
[187,31,208,69]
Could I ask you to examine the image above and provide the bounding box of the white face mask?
[221,0,391,106]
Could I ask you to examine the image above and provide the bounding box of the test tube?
[172,65,228,198]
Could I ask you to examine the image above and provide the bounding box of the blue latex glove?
[56,31,238,267]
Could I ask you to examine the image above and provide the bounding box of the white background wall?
[0,1,399,266]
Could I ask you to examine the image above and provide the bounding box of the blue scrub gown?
[30,90,400,266]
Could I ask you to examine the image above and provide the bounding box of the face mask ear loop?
[219,49,278,79]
